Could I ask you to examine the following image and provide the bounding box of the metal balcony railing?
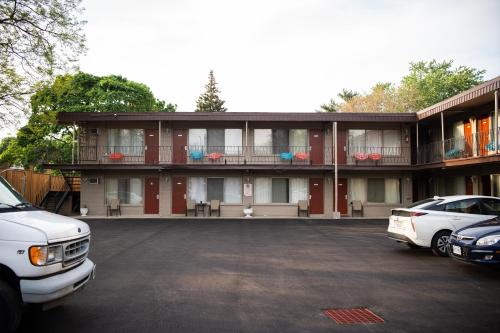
[346,146,411,165]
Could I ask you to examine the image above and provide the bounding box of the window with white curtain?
[348,130,365,154]
[108,129,144,155]
[349,178,366,202]
[188,129,207,152]
[383,130,402,156]
[289,178,308,203]
[385,178,401,204]
[289,129,308,153]
[188,177,206,203]
[254,129,272,155]
[225,129,242,155]
[223,177,242,203]
[254,177,272,203]
[366,130,382,154]
[105,177,143,204]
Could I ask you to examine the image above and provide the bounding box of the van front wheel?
[0,280,22,333]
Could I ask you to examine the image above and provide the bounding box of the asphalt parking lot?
[20,218,500,333]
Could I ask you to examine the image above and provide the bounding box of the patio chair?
[298,200,309,217]
[351,200,363,217]
[210,200,220,217]
[186,199,196,216]
[108,199,121,216]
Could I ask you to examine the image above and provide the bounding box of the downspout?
[245,121,248,158]
[495,90,498,155]
[159,120,162,163]
[441,112,445,161]
[334,121,339,218]
[72,121,76,165]
[416,122,419,164]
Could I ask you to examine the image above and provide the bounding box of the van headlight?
[29,245,63,266]
[476,234,500,247]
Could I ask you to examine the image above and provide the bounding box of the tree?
[195,70,227,112]
[400,60,485,111]
[0,0,87,127]
[0,72,176,168]
[320,60,485,113]
[319,98,339,112]
[337,89,359,102]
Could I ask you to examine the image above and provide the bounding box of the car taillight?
[410,212,427,217]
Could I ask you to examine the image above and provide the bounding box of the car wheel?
[406,243,422,249]
[0,280,22,333]
[431,230,452,257]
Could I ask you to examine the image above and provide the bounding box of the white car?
[0,176,95,333]
[387,195,500,257]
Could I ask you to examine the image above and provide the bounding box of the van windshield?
[0,176,31,209]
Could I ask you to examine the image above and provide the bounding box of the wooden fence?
[1,169,68,206]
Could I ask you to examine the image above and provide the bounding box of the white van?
[0,176,95,332]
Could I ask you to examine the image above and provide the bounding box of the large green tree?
[0,0,87,127]
[195,70,227,112]
[321,60,485,113]
[0,72,176,168]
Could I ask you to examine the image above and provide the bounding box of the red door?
[478,116,490,156]
[463,121,472,157]
[172,175,187,214]
[336,129,347,165]
[309,178,324,214]
[334,178,348,215]
[309,129,324,165]
[173,129,187,164]
[144,177,159,214]
[145,129,159,164]
[465,177,473,195]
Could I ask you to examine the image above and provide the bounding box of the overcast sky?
[2,0,500,138]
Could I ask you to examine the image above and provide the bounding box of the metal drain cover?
[324,308,384,325]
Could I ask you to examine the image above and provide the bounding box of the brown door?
[309,129,324,165]
[336,129,347,165]
[465,177,473,195]
[478,116,490,156]
[172,175,187,214]
[144,177,159,214]
[333,178,348,215]
[463,121,473,157]
[309,178,324,214]
[145,129,159,164]
[173,129,187,164]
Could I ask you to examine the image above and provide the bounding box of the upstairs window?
[348,129,401,156]
[107,129,144,155]
[188,129,242,155]
[254,129,308,155]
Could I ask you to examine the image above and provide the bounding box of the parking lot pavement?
[20,218,500,333]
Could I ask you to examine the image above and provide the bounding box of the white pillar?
[72,122,76,165]
[495,90,498,154]
[441,112,445,160]
[333,121,340,219]
[159,120,162,162]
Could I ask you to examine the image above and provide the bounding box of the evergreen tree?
[195,70,227,112]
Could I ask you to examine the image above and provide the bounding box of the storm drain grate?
[324,308,384,325]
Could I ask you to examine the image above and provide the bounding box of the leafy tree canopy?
[0,72,176,168]
[195,70,227,112]
[321,60,485,113]
[0,0,87,127]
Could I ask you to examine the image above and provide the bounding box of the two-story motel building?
[49,76,500,218]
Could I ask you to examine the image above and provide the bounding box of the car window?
[443,199,481,214]
[407,198,444,209]
[481,198,500,215]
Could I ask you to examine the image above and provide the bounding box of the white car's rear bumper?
[20,258,95,303]
[387,217,427,247]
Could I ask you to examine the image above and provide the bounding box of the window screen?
[224,177,242,203]
[273,129,289,154]
[207,129,224,153]
[272,178,289,203]
[225,129,242,155]
[367,178,385,203]
[254,129,272,155]
[207,178,224,202]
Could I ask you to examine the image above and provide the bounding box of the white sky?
[2,0,500,138]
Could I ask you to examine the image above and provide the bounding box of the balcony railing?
[418,129,499,164]
[347,146,411,165]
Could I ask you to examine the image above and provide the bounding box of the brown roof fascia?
[416,76,500,120]
[58,111,417,124]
